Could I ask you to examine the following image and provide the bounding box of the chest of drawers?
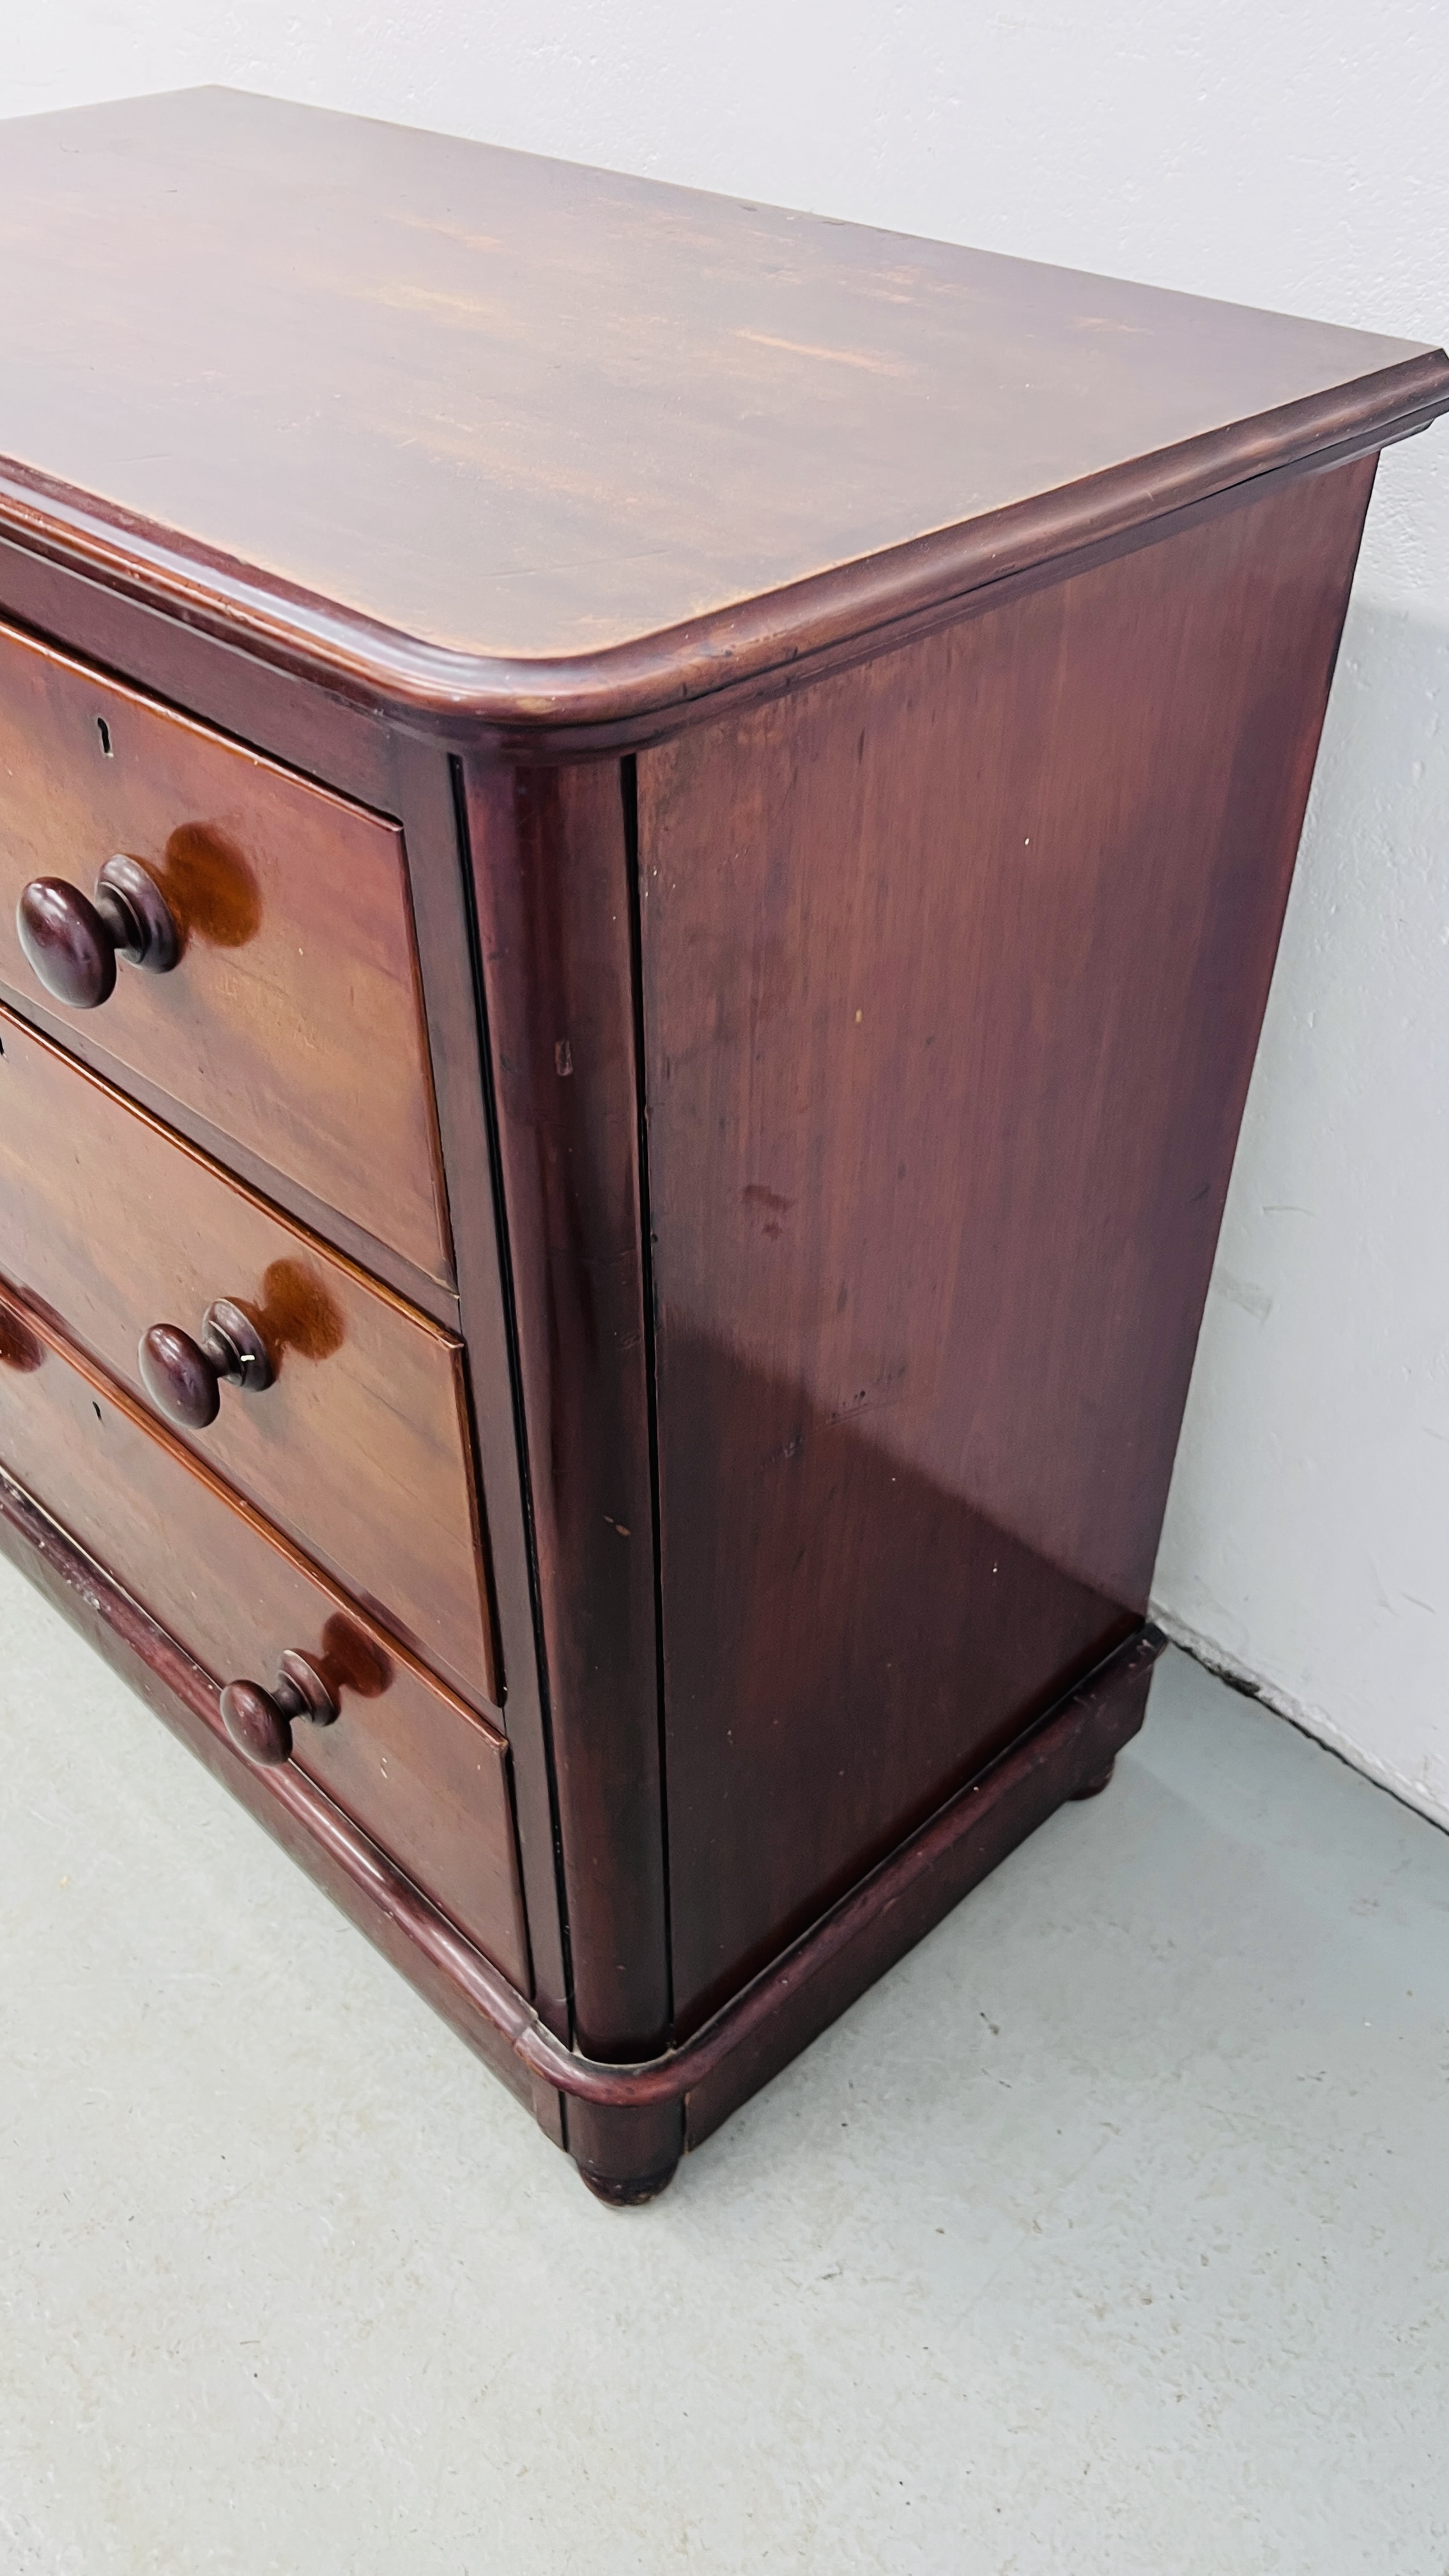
[1,88,1445,2202]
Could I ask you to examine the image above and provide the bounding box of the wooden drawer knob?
[17,855,180,1008]
[219,1650,338,1767]
[139,1300,274,1430]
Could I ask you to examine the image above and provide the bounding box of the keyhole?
[96,716,113,757]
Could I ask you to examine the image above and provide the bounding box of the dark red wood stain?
[639,459,1377,2030]
[0,88,1444,2195]
[465,762,666,2061]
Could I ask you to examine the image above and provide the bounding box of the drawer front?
[0,617,450,1282]
[0,1004,495,1706]
[0,1285,526,1987]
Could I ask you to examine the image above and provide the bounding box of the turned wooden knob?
[17,855,179,1008]
[219,1651,338,1767]
[139,1300,273,1430]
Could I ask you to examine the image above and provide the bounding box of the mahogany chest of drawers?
[1,88,1445,2200]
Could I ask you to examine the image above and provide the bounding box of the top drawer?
[0,618,451,1284]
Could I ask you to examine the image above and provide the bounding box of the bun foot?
[1070,1759,1116,1800]
[567,2094,683,2205]
[576,2158,680,2206]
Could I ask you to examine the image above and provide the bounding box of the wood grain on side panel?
[637,456,1377,2032]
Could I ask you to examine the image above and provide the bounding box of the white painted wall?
[3,6,1446,1821]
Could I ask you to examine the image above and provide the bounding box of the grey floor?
[2,1552,1447,2575]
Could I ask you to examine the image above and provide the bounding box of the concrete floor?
[2,1552,1447,2574]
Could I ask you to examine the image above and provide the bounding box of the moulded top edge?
[0,350,1443,743]
[1,88,1447,733]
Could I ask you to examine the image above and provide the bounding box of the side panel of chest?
[638,455,1377,2032]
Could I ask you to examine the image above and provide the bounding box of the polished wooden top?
[1,86,1445,726]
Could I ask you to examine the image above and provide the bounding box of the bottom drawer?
[0,1284,528,1989]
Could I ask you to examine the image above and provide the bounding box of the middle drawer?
[0,1002,496,1707]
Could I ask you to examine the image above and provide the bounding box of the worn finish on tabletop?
[0,89,1442,726]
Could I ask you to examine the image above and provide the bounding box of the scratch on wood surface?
[733,329,908,377]
[393,213,503,254]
